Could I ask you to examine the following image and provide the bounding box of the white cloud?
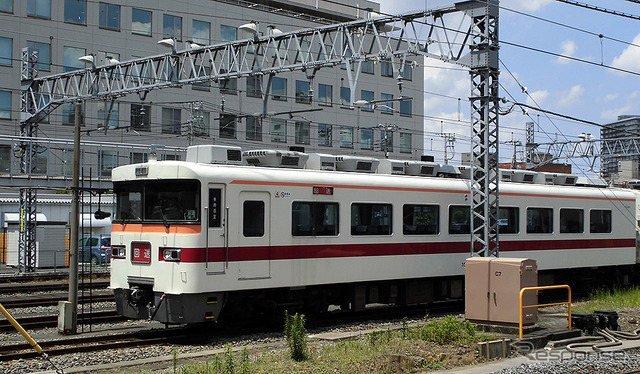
[611,33,640,73]
[509,0,553,11]
[557,85,584,107]
[423,58,469,115]
[601,105,632,122]
[603,93,619,102]
[556,40,577,64]
[525,90,549,107]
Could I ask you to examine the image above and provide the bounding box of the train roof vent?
[501,169,538,184]
[186,145,243,165]
[404,161,440,177]
[306,153,336,171]
[335,155,379,173]
[437,164,462,178]
[457,165,472,179]
[242,150,309,168]
[377,160,406,175]
[554,173,578,186]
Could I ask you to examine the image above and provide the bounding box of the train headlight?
[161,247,181,262]
[111,245,126,259]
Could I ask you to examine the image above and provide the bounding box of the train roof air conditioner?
[404,161,440,177]
[377,160,406,175]
[243,150,309,168]
[437,164,462,178]
[554,173,578,186]
[186,145,243,165]
[306,153,336,171]
[500,169,538,184]
[335,155,379,173]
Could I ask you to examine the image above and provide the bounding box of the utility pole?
[440,121,456,165]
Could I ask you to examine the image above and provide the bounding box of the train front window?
[114,180,200,223]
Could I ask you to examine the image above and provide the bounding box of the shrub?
[420,315,477,344]
[284,310,308,361]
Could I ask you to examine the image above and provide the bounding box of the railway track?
[0,293,113,309]
[0,310,125,332]
[0,280,110,294]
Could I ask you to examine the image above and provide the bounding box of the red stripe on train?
[171,238,635,263]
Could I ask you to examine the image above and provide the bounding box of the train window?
[209,189,222,228]
[448,205,470,235]
[498,207,519,234]
[114,179,200,223]
[292,202,339,236]
[526,207,553,234]
[403,204,439,235]
[590,209,612,233]
[351,203,392,235]
[560,208,584,233]
[243,200,264,237]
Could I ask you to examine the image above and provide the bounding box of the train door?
[206,185,226,274]
[237,191,271,280]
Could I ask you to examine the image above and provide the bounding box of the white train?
[110,145,639,325]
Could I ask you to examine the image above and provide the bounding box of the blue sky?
[376,0,640,175]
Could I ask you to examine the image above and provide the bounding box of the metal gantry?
[18,1,501,269]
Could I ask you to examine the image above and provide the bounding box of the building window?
[64,0,86,25]
[361,128,373,150]
[399,132,411,153]
[381,59,393,77]
[0,145,11,172]
[192,20,210,45]
[340,86,351,106]
[295,121,310,145]
[193,66,211,91]
[99,3,120,31]
[362,60,374,74]
[219,69,237,94]
[61,102,83,125]
[0,90,10,119]
[63,46,85,72]
[193,109,210,136]
[97,102,119,129]
[0,37,10,66]
[560,208,584,233]
[292,202,339,236]
[220,25,237,42]
[526,207,553,234]
[246,116,262,141]
[318,124,332,146]
[449,205,470,234]
[246,75,262,98]
[400,99,412,116]
[131,104,150,131]
[271,118,287,143]
[499,207,519,234]
[163,14,182,40]
[132,8,152,36]
[360,90,374,111]
[340,126,353,148]
[295,80,311,104]
[590,209,612,233]
[99,150,118,177]
[97,51,120,65]
[243,201,264,237]
[220,114,236,138]
[381,93,394,114]
[318,83,332,106]
[161,107,181,134]
[26,41,50,71]
[28,0,50,19]
[402,61,413,80]
[351,203,392,235]
[32,148,48,175]
[0,0,12,13]
[403,204,439,235]
[272,77,287,101]
[131,152,148,164]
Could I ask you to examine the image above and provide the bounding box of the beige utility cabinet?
[465,257,538,325]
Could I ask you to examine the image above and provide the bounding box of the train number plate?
[132,242,152,263]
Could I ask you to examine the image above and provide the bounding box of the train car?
[110,145,639,325]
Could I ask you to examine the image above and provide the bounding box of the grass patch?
[573,286,640,313]
[139,316,495,374]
